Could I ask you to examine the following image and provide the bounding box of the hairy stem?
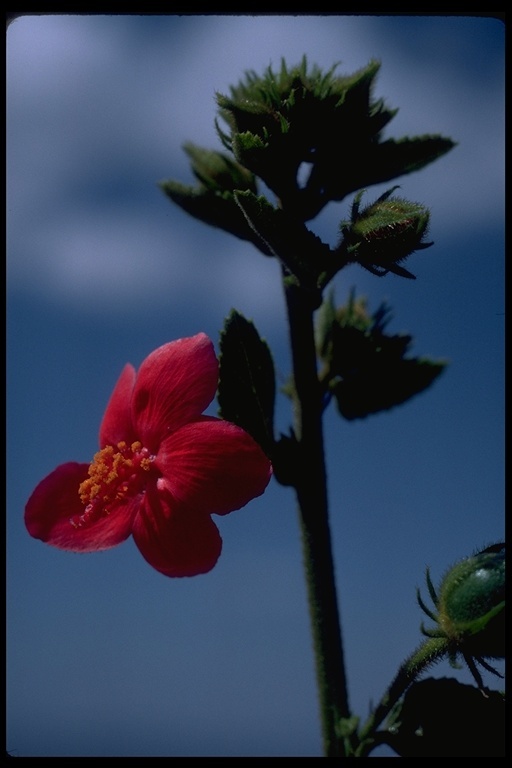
[283,271,350,756]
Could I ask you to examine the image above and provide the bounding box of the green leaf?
[384,677,505,757]
[218,310,276,456]
[234,190,331,291]
[182,142,257,194]
[230,132,299,203]
[373,134,457,179]
[230,131,270,174]
[333,345,446,420]
[320,292,447,419]
[159,180,274,255]
[215,58,455,212]
[328,135,456,201]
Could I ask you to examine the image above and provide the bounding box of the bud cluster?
[216,57,398,219]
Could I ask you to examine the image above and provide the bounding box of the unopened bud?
[340,187,431,279]
[437,544,505,659]
[417,543,505,691]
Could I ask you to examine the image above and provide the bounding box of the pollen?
[70,441,155,529]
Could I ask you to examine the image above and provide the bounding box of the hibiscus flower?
[25,333,272,577]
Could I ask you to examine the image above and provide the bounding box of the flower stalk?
[283,269,350,756]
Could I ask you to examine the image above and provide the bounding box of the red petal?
[156,418,272,516]
[25,462,137,551]
[132,486,222,577]
[131,334,218,451]
[99,363,137,448]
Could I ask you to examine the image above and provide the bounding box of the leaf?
[373,135,458,180]
[234,190,331,289]
[384,677,505,757]
[182,143,257,194]
[321,293,447,420]
[218,310,276,456]
[328,135,457,201]
[159,180,274,256]
[333,346,446,420]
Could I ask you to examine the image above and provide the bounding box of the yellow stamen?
[71,441,154,530]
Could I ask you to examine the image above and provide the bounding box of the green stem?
[283,271,350,757]
[355,636,448,756]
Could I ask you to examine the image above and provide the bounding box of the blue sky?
[7,14,505,757]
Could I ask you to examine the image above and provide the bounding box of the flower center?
[70,441,155,529]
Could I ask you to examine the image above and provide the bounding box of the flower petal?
[99,363,138,447]
[131,333,219,451]
[132,486,222,577]
[25,462,137,551]
[156,418,272,516]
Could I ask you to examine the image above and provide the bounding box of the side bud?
[417,544,505,691]
[338,186,431,279]
[437,544,505,660]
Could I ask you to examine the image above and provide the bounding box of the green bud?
[417,544,505,689]
[339,187,432,279]
[437,544,505,659]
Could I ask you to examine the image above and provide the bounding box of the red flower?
[25,333,272,577]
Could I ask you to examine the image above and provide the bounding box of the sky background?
[6,14,505,758]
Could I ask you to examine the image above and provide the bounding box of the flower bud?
[437,544,505,659]
[340,187,431,279]
[417,544,505,691]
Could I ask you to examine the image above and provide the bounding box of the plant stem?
[283,271,350,757]
[355,636,448,756]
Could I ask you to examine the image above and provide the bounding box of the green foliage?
[162,56,455,288]
[234,190,330,295]
[316,290,447,419]
[182,142,257,193]
[347,134,457,195]
[215,56,456,219]
[159,180,273,254]
[160,54,504,757]
[159,145,274,255]
[383,678,505,757]
[218,310,276,457]
[337,715,361,756]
